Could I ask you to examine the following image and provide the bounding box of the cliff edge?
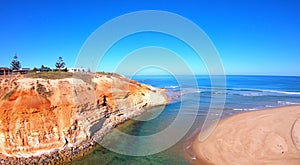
[0,73,168,163]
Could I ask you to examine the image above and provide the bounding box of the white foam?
[227,88,300,95]
[233,108,257,111]
[277,101,300,105]
[262,90,300,95]
[180,89,202,95]
[241,93,262,97]
[165,85,179,89]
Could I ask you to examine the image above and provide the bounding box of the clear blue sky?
[0,0,299,75]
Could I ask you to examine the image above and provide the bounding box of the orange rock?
[0,73,168,159]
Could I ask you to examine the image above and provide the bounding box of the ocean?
[73,75,300,164]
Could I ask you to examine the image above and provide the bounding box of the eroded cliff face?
[0,73,167,159]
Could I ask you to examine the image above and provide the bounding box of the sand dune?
[192,106,300,165]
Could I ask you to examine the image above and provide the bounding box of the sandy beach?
[192,106,300,165]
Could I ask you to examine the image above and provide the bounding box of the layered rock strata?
[0,73,168,164]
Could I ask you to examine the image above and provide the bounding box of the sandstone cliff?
[0,73,167,162]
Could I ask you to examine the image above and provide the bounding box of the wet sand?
[192,106,300,165]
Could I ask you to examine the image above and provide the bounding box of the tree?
[40,65,52,72]
[11,54,21,71]
[55,56,65,71]
[32,67,39,72]
[41,65,46,71]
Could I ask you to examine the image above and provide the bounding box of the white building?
[67,68,87,73]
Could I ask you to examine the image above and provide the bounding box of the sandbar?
[192,106,300,165]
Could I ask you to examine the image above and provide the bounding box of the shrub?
[24,72,73,79]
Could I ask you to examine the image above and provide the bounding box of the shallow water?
[72,75,300,164]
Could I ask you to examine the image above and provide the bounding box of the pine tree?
[11,54,21,71]
[55,56,65,71]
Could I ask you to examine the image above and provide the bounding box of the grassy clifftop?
[23,71,126,86]
[24,72,74,79]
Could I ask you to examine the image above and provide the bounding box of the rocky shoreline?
[0,140,96,164]
[0,73,168,164]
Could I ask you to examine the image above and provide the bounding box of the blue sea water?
[134,75,300,111]
[73,75,300,165]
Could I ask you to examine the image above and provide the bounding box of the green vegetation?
[11,54,21,71]
[55,56,65,71]
[32,67,39,72]
[2,89,15,100]
[24,72,96,83]
[24,72,73,79]
[40,65,52,72]
[96,71,114,75]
